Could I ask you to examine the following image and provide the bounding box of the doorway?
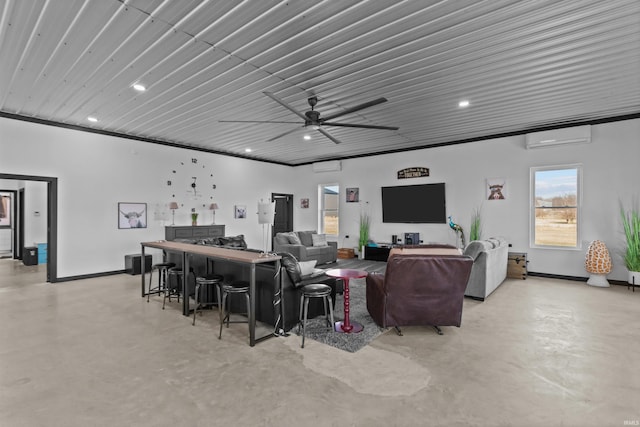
[0,173,58,283]
[271,193,293,245]
[0,189,16,259]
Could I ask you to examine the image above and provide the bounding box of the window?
[530,165,582,249]
[319,184,339,236]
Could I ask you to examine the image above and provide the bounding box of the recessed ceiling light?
[87,116,98,122]
[133,83,146,92]
[458,100,470,108]
[245,148,252,153]
[303,134,311,140]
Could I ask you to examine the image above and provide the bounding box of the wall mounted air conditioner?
[312,160,342,172]
[525,125,591,149]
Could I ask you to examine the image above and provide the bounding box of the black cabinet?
[125,254,153,275]
[165,225,225,241]
[364,246,393,261]
[23,247,38,266]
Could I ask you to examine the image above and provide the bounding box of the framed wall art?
[486,178,506,200]
[234,205,247,219]
[0,192,12,227]
[346,187,359,202]
[300,198,309,209]
[118,202,147,229]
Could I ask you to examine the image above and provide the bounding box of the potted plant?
[470,206,482,242]
[620,203,640,285]
[191,209,199,226]
[358,212,370,259]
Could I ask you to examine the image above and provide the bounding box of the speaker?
[391,235,398,244]
[404,232,420,245]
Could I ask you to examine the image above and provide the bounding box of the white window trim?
[529,164,583,250]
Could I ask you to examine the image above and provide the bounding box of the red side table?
[325,268,368,333]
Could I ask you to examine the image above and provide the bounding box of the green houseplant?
[620,203,640,284]
[358,212,370,258]
[469,206,482,242]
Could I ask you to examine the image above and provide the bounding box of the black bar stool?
[192,274,224,325]
[218,280,251,339]
[147,262,176,302]
[298,284,335,348]
[163,267,182,310]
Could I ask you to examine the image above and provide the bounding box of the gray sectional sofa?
[463,237,509,300]
[273,230,338,265]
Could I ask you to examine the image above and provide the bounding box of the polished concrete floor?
[0,258,638,427]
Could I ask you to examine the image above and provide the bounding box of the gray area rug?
[289,257,388,352]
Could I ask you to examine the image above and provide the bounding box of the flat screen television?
[381,183,446,223]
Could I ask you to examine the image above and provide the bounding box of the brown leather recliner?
[366,253,474,335]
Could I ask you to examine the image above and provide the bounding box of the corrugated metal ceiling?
[1,0,639,165]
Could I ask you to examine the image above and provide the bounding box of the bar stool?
[298,284,335,348]
[147,262,176,302]
[218,280,251,339]
[163,267,182,310]
[192,274,224,325]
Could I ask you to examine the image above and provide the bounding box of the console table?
[165,225,225,240]
[363,245,396,261]
[140,240,280,346]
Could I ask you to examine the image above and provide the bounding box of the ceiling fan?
[219,92,399,144]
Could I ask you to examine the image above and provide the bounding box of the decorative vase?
[192,220,197,226]
[584,240,611,288]
[359,245,365,260]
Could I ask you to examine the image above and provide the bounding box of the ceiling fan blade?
[321,97,388,121]
[219,120,301,124]
[263,92,308,121]
[266,127,303,142]
[322,122,399,131]
[317,128,342,144]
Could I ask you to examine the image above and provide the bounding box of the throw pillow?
[299,260,317,276]
[279,252,301,283]
[312,233,328,247]
[297,230,316,247]
[286,232,302,245]
[219,235,247,248]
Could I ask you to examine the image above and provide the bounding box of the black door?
[271,193,293,242]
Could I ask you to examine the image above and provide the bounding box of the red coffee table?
[325,268,368,333]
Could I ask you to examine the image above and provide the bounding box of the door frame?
[271,193,293,240]
[0,173,58,283]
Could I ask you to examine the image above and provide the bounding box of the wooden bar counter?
[141,240,281,346]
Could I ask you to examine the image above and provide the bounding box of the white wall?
[24,181,48,246]
[291,119,640,282]
[1,116,638,281]
[0,117,294,277]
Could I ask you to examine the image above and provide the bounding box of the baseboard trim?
[527,271,587,282]
[54,270,125,282]
[527,271,629,287]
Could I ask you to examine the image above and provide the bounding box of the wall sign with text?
[397,167,430,179]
